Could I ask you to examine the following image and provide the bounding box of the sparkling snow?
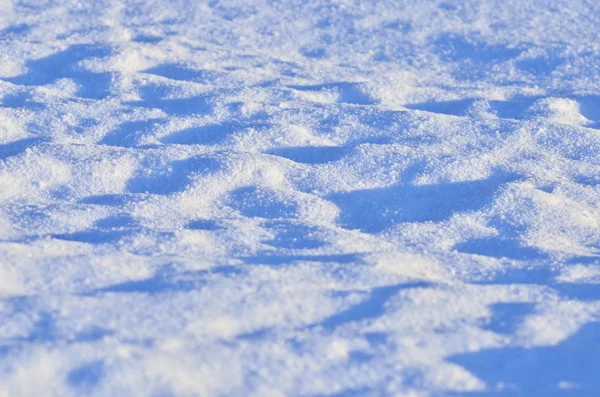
[1,0,600,395]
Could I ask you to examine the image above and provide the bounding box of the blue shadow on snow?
[143,63,222,84]
[51,214,139,245]
[243,253,360,266]
[161,120,269,146]
[92,265,240,294]
[1,91,45,110]
[126,155,221,195]
[266,145,350,164]
[0,137,48,160]
[3,44,112,99]
[287,82,376,105]
[100,119,165,148]
[328,171,519,233]
[316,281,432,331]
[447,321,600,396]
[454,238,548,261]
[67,361,104,390]
[125,84,213,116]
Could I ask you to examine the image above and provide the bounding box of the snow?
[1,0,600,395]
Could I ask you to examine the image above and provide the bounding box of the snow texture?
[1,0,600,395]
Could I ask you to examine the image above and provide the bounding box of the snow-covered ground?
[1,0,600,395]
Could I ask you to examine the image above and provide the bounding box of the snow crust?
[1,0,600,395]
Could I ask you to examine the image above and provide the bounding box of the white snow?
[1,0,600,395]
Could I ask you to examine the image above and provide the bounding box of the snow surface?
[1,0,600,395]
